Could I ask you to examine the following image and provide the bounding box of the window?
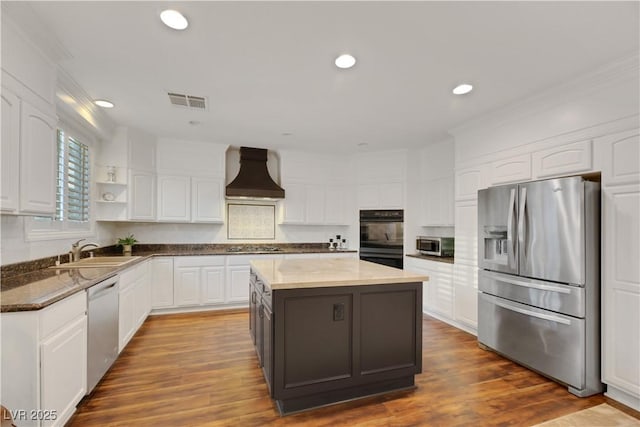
[56,129,90,222]
[26,125,94,239]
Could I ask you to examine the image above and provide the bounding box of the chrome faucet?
[71,239,99,261]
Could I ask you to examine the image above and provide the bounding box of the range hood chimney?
[226,147,285,199]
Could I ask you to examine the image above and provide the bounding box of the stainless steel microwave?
[416,236,454,257]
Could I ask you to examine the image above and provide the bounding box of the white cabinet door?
[325,184,348,225]
[602,184,640,403]
[357,184,379,209]
[379,182,404,209]
[134,267,151,328]
[173,266,201,306]
[601,129,640,187]
[533,140,592,179]
[202,266,225,304]
[157,175,190,222]
[305,184,325,224]
[40,315,87,427]
[1,89,20,213]
[226,265,250,303]
[454,201,478,265]
[489,154,532,185]
[358,183,403,209]
[151,258,174,308]
[19,101,57,215]
[118,282,136,352]
[129,170,156,220]
[422,177,455,226]
[455,165,487,201]
[192,177,223,222]
[426,263,455,319]
[453,263,478,331]
[280,183,306,224]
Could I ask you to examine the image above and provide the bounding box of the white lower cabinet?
[453,263,478,331]
[174,256,226,307]
[151,257,174,308]
[1,291,87,427]
[404,257,454,321]
[40,315,87,427]
[118,260,151,352]
[602,183,640,410]
[226,265,250,303]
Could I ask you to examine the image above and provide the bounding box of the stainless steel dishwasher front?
[86,275,119,393]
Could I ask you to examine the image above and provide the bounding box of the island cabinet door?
[275,292,353,393]
[262,302,273,395]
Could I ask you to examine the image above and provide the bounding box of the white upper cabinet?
[600,129,640,187]
[128,170,156,220]
[356,150,406,209]
[421,178,454,226]
[532,140,592,179]
[489,153,532,185]
[1,88,20,213]
[455,165,488,201]
[19,101,57,215]
[419,141,455,226]
[278,150,350,225]
[157,175,190,222]
[191,177,224,222]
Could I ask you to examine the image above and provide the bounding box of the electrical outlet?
[333,303,345,321]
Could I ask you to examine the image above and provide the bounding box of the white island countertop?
[250,258,428,290]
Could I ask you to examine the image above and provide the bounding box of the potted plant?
[117,234,138,255]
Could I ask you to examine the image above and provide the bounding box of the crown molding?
[56,67,116,142]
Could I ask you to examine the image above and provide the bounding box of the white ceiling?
[22,1,640,153]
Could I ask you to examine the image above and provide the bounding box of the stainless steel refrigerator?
[477,176,602,397]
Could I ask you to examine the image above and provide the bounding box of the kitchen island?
[249,258,428,415]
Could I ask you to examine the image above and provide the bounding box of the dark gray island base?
[249,259,426,415]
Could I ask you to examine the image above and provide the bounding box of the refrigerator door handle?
[507,188,517,269]
[483,271,572,294]
[518,187,527,262]
[489,295,572,325]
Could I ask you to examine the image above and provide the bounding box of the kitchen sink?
[50,256,142,269]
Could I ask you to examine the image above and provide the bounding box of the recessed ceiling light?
[160,9,188,30]
[188,120,200,126]
[281,132,293,136]
[357,142,368,147]
[94,99,114,108]
[335,54,356,69]
[452,83,473,95]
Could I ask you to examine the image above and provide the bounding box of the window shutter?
[66,136,90,222]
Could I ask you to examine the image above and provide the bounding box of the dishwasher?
[87,275,120,393]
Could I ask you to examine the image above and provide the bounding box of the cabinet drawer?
[174,255,225,268]
[40,291,86,338]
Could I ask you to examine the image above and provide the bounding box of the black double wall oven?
[359,209,404,269]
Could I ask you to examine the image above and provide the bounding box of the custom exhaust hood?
[225,147,285,199]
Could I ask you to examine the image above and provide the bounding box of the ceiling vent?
[167,92,207,110]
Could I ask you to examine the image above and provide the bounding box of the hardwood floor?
[69,310,630,426]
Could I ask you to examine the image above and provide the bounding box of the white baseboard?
[605,385,640,412]
[422,309,477,336]
[150,304,249,316]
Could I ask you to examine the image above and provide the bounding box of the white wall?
[0,216,117,265]
[110,220,351,247]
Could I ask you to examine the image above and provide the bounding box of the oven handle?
[482,271,571,294]
[487,295,571,325]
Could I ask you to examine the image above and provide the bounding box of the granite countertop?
[406,253,455,264]
[1,246,357,312]
[250,258,428,290]
[0,264,136,312]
